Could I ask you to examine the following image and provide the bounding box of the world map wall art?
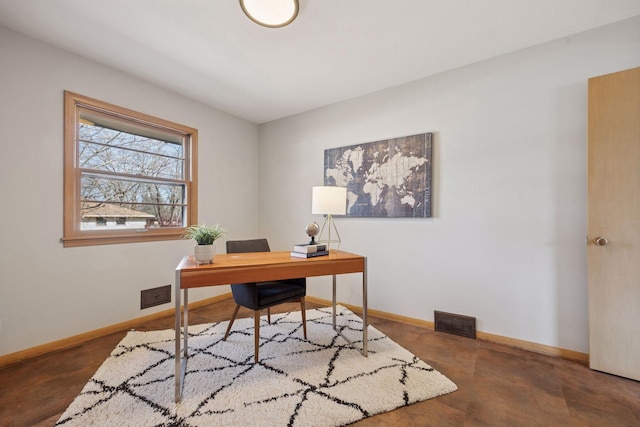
[324,132,433,218]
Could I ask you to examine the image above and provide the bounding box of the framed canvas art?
[324,132,433,218]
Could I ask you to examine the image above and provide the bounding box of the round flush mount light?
[240,0,299,28]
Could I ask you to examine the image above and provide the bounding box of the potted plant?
[183,223,226,264]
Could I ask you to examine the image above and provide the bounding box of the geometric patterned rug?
[55,306,457,426]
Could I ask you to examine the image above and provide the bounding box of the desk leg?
[174,273,182,402]
[183,289,189,360]
[175,285,189,402]
[332,274,337,328]
[362,257,368,356]
[332,261,369,357]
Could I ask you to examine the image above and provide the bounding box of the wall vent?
[434,310,477,339]
[140,285,171,309]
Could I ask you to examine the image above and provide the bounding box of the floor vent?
[140,285,171,309]
[434,311,477,339]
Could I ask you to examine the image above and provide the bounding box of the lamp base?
[317,214,342,250]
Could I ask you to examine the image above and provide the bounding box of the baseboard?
[306,296,589,365]
[306,296,436,329]
[0,293,233,369]
[475,331,589,364]
[1,293,588,368]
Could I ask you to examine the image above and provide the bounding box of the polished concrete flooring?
[1,298,639,426]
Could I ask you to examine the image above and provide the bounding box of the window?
[63,91,198,247]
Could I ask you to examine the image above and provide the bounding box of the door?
[587,66,640,380]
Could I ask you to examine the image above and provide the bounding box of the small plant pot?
[194,243,216,264]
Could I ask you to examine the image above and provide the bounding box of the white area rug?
[55,306,457,426]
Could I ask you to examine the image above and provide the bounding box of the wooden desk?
[174,250,367,401]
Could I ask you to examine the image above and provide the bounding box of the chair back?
[226,238,270,254]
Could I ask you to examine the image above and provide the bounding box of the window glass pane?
[81,175,185,229]
[155,205,185,227]
[79,123,184,180]
[80,202,184,230]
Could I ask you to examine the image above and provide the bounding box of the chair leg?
[223,304,241,341]
[300,297,307,339]
[267,307,271,324]
[254,310,260,363]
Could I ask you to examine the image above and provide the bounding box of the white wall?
[2,16,639,359]
[0,27,260,356]
[258,16,640,354]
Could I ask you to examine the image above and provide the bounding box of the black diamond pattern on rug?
[55,306,457,427]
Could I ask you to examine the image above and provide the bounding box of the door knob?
[593,237,609,246]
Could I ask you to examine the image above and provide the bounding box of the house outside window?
[63,91,198,247]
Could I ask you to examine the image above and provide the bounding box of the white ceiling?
[1,0,639,124]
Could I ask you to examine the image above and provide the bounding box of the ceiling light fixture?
[240,0,299,28]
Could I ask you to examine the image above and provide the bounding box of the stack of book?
[290,243,329,258]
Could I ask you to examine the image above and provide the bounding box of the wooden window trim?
[62,91,198,247]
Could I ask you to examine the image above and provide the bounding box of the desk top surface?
[177,249,363,271]
[175,250,365,287]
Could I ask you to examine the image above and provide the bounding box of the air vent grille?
[140,285,171,309]
[434,310,476,339]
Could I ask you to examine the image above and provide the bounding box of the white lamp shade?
[312,186,347,215]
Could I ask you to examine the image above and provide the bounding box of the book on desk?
[292,243,327,253]
[291,243,329,258]
[290,250,330,258]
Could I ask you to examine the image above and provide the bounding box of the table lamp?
[312,186,347,249]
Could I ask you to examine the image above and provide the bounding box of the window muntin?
[63,91,198,247]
